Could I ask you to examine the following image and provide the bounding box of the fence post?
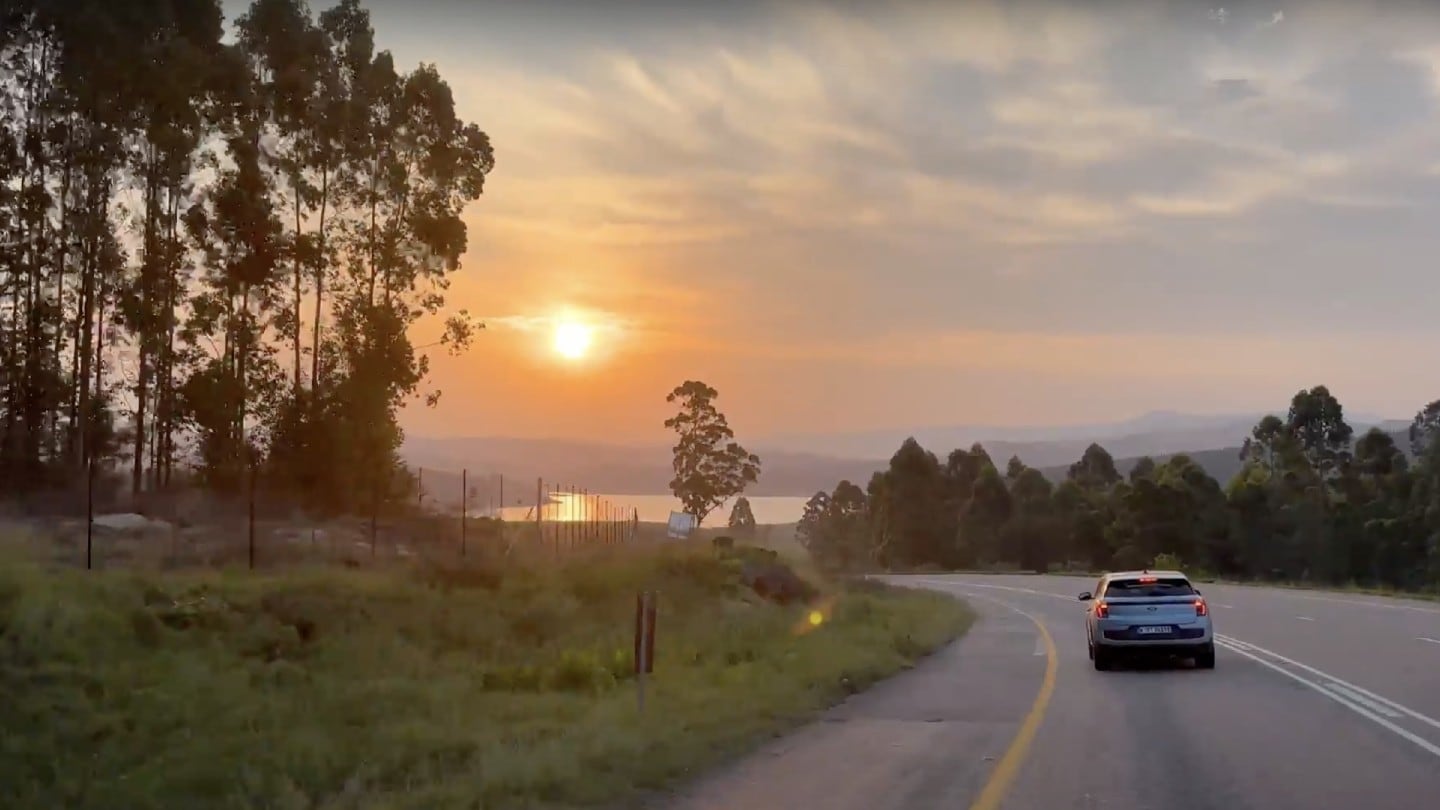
[535,476,544,547]
[370,479,378,559]
[461,468,468,558]
[248,462,257,571]
[634,590,657,713]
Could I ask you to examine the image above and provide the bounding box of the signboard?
[666,511,697,540]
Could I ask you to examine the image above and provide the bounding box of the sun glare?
[552,320,594,360]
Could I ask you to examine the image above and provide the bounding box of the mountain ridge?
[402,412,1411,499]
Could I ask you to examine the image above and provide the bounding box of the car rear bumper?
[1095,621,1212,647]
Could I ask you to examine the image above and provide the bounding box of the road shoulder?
[654,596,1051,810]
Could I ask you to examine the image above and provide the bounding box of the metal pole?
[498,474,504,520]
[85,456,94,570]
[417,467,424,509]
[461,468,468,558]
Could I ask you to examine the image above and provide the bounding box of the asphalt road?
[661,575,1440,810]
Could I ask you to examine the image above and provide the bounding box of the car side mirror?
[1078,592,1092,601]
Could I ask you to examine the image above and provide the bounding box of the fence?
[2,464,644,572]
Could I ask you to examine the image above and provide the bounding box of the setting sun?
[552,320,594,360]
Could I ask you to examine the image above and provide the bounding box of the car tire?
[1093,644,1113,671]
[1195,644,1216,670]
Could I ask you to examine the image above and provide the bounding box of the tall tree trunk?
[292,179,303,392]
[132,153,159,498]
[311,164,328,394]
[51,115,75,463]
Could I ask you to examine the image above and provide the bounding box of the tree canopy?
[800,386,1440,594]
[663,380,761,526]
[0,0,492,514]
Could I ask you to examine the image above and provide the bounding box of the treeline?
[0,0,493,514]
[799,386,1440,591]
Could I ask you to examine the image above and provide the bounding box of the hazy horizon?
[403,406,1410,447]
[336,0,1440,444]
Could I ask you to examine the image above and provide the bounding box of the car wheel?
[1195,643,1216,670]
[1093,644,1112,671]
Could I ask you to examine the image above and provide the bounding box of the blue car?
[1079,570,1215,670]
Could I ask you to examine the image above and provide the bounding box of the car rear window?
[1103,577,1195,598]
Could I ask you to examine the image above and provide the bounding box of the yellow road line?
[966,599,1058,810]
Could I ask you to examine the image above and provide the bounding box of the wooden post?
[248,462,257,570]
[634,591,657,713]
[460,468,468,558]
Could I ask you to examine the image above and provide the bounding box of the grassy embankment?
[1,539,972,809]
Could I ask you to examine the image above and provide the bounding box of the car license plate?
[1136,625,1173,635]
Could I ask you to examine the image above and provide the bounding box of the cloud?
[365,0,1440,437]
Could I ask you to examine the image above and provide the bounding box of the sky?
[349,0,1440,444]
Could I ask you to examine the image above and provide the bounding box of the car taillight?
[1195,599,1208,617]
[1095,601,1109,618]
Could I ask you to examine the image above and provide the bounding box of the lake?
[487,493,809,526]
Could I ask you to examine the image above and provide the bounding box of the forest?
[0,0,493,515]
[798,386,1440,592]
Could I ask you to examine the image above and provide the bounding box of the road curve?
[658,575,1440,810]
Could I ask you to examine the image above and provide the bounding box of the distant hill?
[1035,428,1414,486]
[400,437,883,499]
[402,417,1412,498]
[753,410,1398,460]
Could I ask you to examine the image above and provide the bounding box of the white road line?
[1214,639,1440,758]
[1222,637,1257,653]
[1296,616,1315,621]
[1418,637,1440,646]
[916,576,1440,749]
[905,576,1440,618]
[1323,683,1403,718]
[1217,633,1440,735]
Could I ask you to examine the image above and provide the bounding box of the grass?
[0,542,972,809]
